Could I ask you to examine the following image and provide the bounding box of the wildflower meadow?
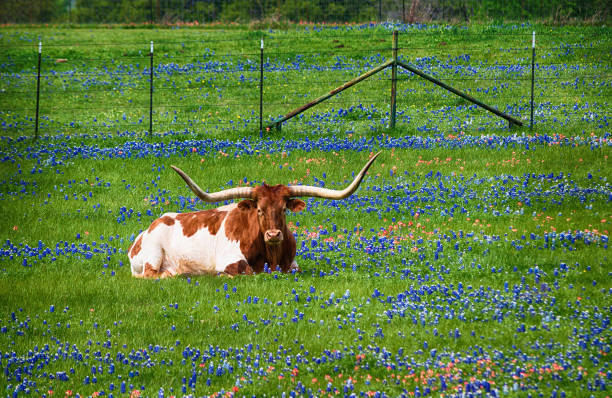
[0,22,610,398]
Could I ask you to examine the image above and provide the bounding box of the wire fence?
[0,26,610,138]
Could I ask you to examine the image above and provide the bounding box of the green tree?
[281,0,323,22]
[116,0,150,23]
[1,0,60,23]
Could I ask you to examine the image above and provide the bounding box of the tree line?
[1,0,609,24]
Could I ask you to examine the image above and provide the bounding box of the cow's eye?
[257,208,262,216]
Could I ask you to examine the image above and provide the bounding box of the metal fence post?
[35,41,42,139]
[530,31,535,129]
[259,38,264,137]
[390,30,398,129]
[149,41,154,136]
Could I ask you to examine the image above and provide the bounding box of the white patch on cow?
[128,231,147,276]
[129,205,246,277]
[216,203,238,212]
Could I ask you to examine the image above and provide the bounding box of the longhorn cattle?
[129,152,380,278]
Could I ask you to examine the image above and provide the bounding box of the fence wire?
[0,28,610,137]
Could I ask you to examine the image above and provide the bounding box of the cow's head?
[171,151,380,247]
[236,184,305,246]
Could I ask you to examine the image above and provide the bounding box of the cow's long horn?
[289,151,381,199]
[171,165,255,202]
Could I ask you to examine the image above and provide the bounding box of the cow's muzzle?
[264,229,283,245]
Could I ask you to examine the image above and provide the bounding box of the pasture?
[0,23,611,397]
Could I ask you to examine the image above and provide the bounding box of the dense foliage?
[1,0,609,24]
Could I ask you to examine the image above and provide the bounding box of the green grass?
[0,22,611,398]
[1,144,610,396]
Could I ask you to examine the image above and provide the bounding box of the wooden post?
[35,41,41,140]
[270,59,393,131]
[390,30,398,129]
[397,61,523,127]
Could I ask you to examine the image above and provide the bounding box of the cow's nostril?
[265,229,283,242]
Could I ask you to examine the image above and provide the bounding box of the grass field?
[0,22,611,397]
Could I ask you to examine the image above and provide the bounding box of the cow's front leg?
[139,261,173,279]
[223,260,254,276]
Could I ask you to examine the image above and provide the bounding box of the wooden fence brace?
[390,30,398,129]
[269,59,393,131]
[259,38,264,137]
[530,31,535,129]
[35,41,42,139]
[396,61,523,127]
[149,41,154,136]
[267,30,523,132]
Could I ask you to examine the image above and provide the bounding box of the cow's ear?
[237,199,257,210]
[287,198,306,213]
